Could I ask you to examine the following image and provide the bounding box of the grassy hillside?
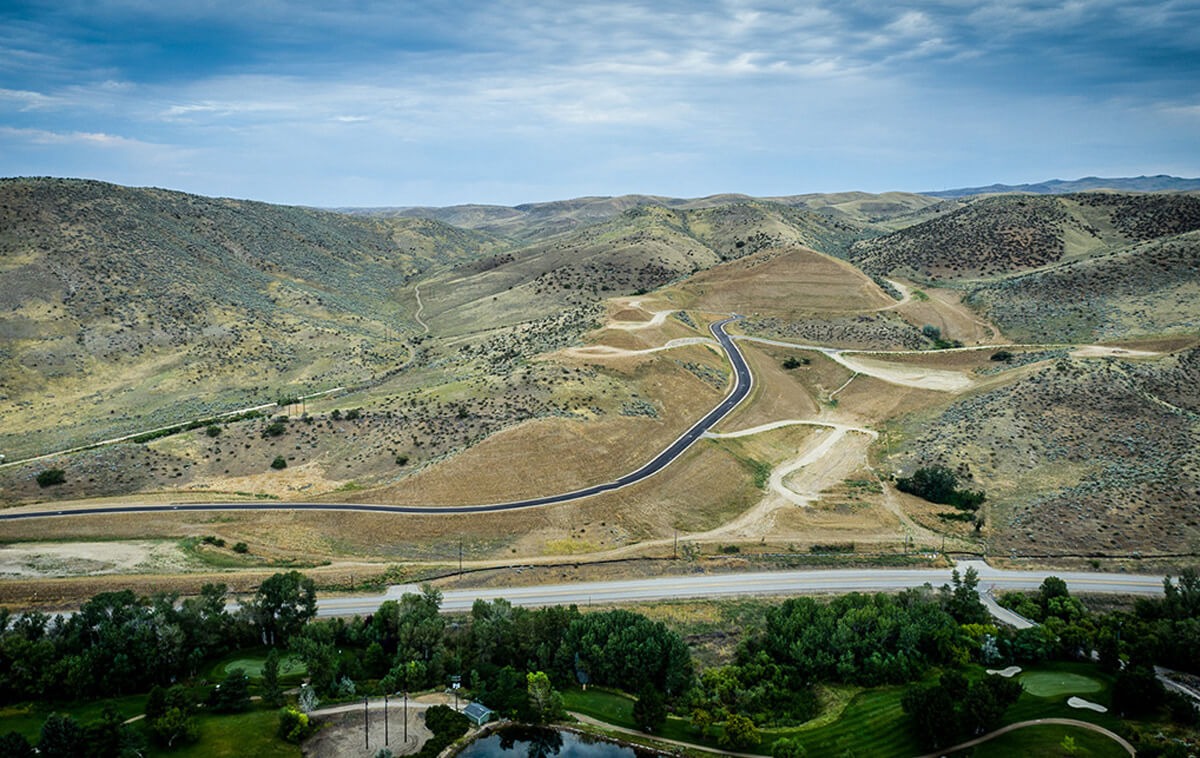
[0,177,507,458]
[963,230,1200,342]
[337,190,938,243]
[850,192,1200,279]
[892,347,1200,554]
[413,202,863,337]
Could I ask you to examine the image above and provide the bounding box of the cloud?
[0,0,1196,205]
[0,126,155,148]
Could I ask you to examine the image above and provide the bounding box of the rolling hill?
[922,174,1200,198]
[0,177,507,458]
[333,190,941,243]
[849,192,1200,280]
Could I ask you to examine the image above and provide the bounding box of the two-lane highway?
[313,561,1167,617]
[0,315,753,521]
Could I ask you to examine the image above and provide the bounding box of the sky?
[0,0,1198,207]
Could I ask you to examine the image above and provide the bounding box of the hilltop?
[923,174,1200,198]
[333,190,940,243]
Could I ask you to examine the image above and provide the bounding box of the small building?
[463,702,493,726]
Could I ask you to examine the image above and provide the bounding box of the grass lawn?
[0,693,148,741]
[1018,670,1104,698]
[564,663,1122,758]
[208,647,307,682]
[143,706,300,758]
[953,724,1129,758]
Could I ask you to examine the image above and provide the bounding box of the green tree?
[381,660,427,694]
[262,649,284,707]
[720,714,760,749]
[0,731,35,758]
[210,667,251,712]
[943,567,989,624]
[145,684,168,720]
[1060,734,1078,754]
[270,456,287,469]
[632,683,666,733]
[39,713,85,758]
[526,671,565,722]
[205,424,221,437]
[149,707,199,749]
[1112,666,1164,718]
[84,704,128,758]
[771,737,808,758]
[248,570,317,645]
[1039,576,1070,607]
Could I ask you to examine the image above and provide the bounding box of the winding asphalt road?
[0,315,752,521]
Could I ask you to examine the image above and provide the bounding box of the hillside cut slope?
[416,202,864,336]
[0,178,506,458]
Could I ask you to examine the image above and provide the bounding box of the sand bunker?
[1067,697,1108,713]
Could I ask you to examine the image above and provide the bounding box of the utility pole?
[673,530,677,560]
[404,690,408,744]
[385,693,389,745]
[459,539,463,576]
[364,697,369,750]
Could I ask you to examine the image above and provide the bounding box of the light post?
[385,692,389,745]
[364,696,369,750]
[404,690,408,744]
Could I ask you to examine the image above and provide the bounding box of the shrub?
[278,707,313,743]
[990,350,1014,362]
[896,465,985,510]
[345,408,361,420]
[720,714,760,749]
[36,469,66,487]
[271,456,287,470]
[719,544,741,554]
[395,455,409,466]
[205,424,221,437]
[781,356,810,369]
[232,542,249,554]
[264,420,286,437]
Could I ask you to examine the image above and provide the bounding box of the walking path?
[570,713,762,758]
[913,718,1135,758]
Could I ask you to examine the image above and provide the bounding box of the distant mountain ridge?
[922,174,1200,198]
[330,191,942,242]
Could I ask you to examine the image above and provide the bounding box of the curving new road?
[0,315,753,521]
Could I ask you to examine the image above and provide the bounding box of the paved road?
[312,561,1167,617]
[0,316,752,522]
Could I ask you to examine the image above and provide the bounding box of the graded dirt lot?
[669,247,896,317]
[0,540,193,578]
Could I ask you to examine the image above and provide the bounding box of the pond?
[457,726,665,758]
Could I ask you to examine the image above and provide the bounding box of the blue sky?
[1,0,1197,206]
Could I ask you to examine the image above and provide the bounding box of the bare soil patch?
[0,540,194,578]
